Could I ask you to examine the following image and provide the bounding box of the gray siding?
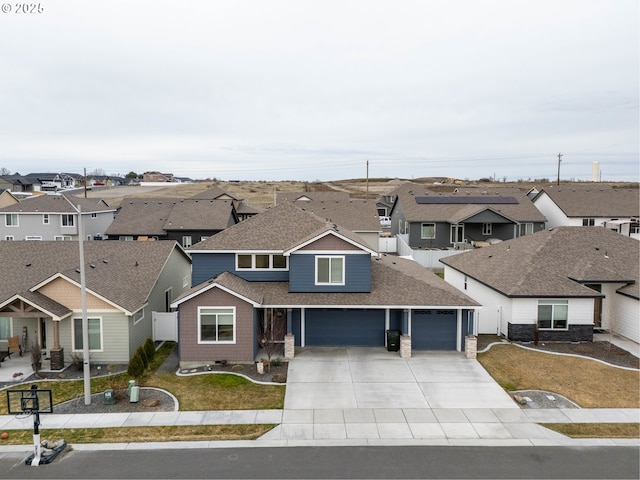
[408,221,451,249]
[0,212,113,240]
[288,253,371,292]
[59,311,131,363]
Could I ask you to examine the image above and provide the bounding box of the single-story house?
[441,226,639,344]
[0,241,191,367]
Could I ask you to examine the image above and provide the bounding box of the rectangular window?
[421,223,436,239]
[198,307,235,343]
[316,256,344,285]
[582,218,595,226]
[519,223,533,236]
[4,236,14,241]
[537,299,568,330]
[43,214,49,225]
[0,317,10,340]
[236,253,288,270]
[450,224,464,243]
[5,214,18,227]
[119,236,134,241]
[482,223,492,236]
[133,308,144,324]
[91,213,97,219]
[73,317,102,351]
[61,214,75,227]
[25,236,42,241]
[54,235,72,241]
[182,236,192,248]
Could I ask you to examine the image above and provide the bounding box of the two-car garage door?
[303,308,460,350]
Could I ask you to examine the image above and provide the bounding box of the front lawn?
[477,344,640,408]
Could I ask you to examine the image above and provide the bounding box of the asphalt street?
[0,446,638,479]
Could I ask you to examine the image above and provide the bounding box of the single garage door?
[306,309,385,346]
[412,310,457,350]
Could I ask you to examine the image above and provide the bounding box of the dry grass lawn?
[477,344,640,408]
[542,423,640,439]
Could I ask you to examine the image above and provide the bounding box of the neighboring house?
[25,173,76,192]
[276,191,382,250]
[389,184,546,249]
[191,186,263,221]
[532,184,640,239]
[142,172,175,183]
[0,190,20,209]
[0,175,36,193]
[171,202,479,367]
[0,241,191,365]
[105,198,238,247]
[0,194,115,241]
[441,227,639,345]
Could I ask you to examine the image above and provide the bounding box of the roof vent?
[135,261,139,267]
[102,259,109,264]
[75,268,81,273]
[90,264,96,268]
[26,262,31,267]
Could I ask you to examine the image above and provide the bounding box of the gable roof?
[276,192,381,232]
[190,186,238,201]
[393,186,546,223]
[189,202,374,252]
[0,241,190,315]
[0,194,113,214]
[173,254,479,308]
[163,199,237,231]
[441,226,639,298]
[533,184,640,218]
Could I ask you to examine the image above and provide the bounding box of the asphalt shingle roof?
[441,226,639,298]
[0,241,189,315]
[534,184,640,217]
[0,194,113,214]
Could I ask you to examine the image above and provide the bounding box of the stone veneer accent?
[50,348,64,370]
[284,334,295,359]
[400,335,411,358]
[508,323,593,342]
[464,335,477,359]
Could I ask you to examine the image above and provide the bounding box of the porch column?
[284,308,295,359]
[50,319,65,370]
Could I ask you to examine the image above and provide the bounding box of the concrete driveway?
[284,347,517,410]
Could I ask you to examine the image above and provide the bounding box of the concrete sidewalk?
[0,407,638,450]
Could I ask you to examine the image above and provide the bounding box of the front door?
[585,284,602,328]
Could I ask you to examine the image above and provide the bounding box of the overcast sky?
[1,0,638,182]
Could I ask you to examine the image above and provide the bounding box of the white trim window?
[54,235,72,241]
[198,307,235,343]
[133,308,144,324]
[482,223,492,236]
[90,213,97,219]
[582,218,595,227]
[182,236,192,248]
[420,223,436,239]
[43,214,50,225]
[236,253,288,270]
[316,256,345,285]
[5,213,18,227]
[4,235,14,241]
[61,214,75,227]
[73,317,103,351]
[450,224,464,243]
[519,223,533,236]
[537,299,568,330]
[119,236,134,241]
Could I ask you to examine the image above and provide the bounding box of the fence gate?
[152,312,178,342]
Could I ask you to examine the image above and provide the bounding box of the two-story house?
[171,202,479,367]
[0,194,115,241]
[105,198,239,247]
[191,186,263,221]
[389,184,547,249]
[532,184,639,239]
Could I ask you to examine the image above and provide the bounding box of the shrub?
[144,338,156,362]
[127,353,145,379]
[136,345,149,369]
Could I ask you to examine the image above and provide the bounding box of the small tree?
[144,338,156,362]
[127,353,145,379]
[136,345,149,369]
[257,310,287,371]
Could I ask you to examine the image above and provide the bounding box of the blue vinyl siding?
[288,253,371,292]
[191,252,289,285]
[305,309,385,346]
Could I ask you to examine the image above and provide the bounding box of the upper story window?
[61,214,75,227]
[236,253,288,270]
[316,256,344,285]
[421,223,436,239]
[54,235,72,241]
[119,236,134,241]
[482,223,492,236]
[182,236,192,248]
[5,214,18,227]
[582,218,595,226]
[43,214,50,225]
[91,213,97,219]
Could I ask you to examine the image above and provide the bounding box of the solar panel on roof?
[415,196,519,204]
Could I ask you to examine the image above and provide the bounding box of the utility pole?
[556,153,562,185]
[366,160,369,200]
